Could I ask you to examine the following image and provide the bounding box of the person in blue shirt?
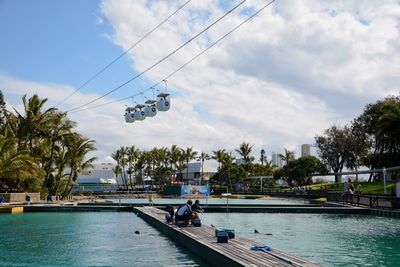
[175,200,199,224]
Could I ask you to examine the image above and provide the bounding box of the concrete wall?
[0,193,40,203]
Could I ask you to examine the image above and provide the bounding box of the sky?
[0,0,399,165]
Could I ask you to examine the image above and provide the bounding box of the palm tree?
[118,147,129,190]
[260,149,267,165]
[182,147,198,183]
[222,152,234,190]
[212,149,227,170]
[42,112,75,188]
[0,136,44,190]
[235,142,254,164]
[198,152,210,185]
[14,94,56,156]
[167,145,181,182]
[235,142,254,173]
[61,133,96,199]
[281,148,295,167]
[126,146,139,189]
[175,151,186,183]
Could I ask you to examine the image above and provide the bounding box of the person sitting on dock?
[165,205,174,223]
[175,200,199,225]
[191,199,204,213]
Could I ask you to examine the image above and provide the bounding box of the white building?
[74,163,118,193]
[271,152,284,168]
[177,162,217,185]
[301,144,311,157]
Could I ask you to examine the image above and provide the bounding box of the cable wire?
[70,0,277,114]
[66,0,246,113]
[55,0,192,107]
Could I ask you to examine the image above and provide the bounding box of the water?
[109,197,305,205]
[201,213,400,267]
[0,212,209,267]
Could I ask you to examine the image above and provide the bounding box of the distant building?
[301,144,311,157]
[177,162,217,185]
[271,152,284,168]
[73,163,118,193]
[235,158,246,165]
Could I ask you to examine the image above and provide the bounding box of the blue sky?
[0,0,399,165]
[0,0,142,100]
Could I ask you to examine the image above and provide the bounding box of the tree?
[198,152,210,185]
[259,149,267,165]
[280,148,295,167]
[315,125,353,183]
[0,136,44,191]
[274,156,328,186]
[42,112,76,189]
[14,94,56,156]
[126,146,139,189]
[0,90,7,128]
[167,145,181,182]
[182,147,197,183]
[235,142,254,167]
[61,133,96,199]
[353,95,400,181]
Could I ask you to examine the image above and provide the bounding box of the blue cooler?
[225,229,235,239]
[215,227,225,237]
[192,219,201,227]
[215,228,235,239]
[217,232,229,243]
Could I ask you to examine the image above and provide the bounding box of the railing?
[327,192,400,209]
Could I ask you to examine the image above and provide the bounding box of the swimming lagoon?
[202,213,400,267]
[0,212,208,267]
[1,206,399,267]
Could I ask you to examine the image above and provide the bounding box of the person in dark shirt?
[165,205,174,223]
[191,199,204,213]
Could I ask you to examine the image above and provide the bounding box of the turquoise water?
[0,212,209,267]
[201,213,400,267]
[110,197,305,205]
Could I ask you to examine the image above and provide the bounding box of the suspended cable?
[66,0,247,113]
[69,0,277,114]
[55,0,192,108]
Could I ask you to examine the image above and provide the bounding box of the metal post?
[383,167,387,194]
[260,177,263,193]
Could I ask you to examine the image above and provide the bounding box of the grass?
[309,181,396,195]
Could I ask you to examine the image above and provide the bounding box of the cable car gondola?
[124,107,136,123]
[134,104,146,121]
[156,93,170,111]
[145,99,157,117]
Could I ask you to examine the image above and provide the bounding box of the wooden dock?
[0,206,24,214]
[135,207,322,267]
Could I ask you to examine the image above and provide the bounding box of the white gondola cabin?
[156,93,170,111]
[134,104,146,121]
[145,99,157,117]
[124,107,136,123]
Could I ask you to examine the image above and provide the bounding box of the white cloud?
[2,0,399,162]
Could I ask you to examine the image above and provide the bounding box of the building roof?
[76,177,117,184]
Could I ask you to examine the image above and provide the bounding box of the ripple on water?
[201,213,400,267]
[0,213,209,267]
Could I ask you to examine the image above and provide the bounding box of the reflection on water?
[201,213,400,267]
[0,212,209,267]
[110,197,305,205]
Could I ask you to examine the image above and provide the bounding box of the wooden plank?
[135,207,322,267]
